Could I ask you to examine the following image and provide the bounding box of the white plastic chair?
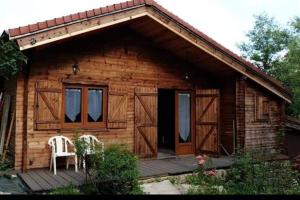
[79,135,104,169]
[48,136,78,175]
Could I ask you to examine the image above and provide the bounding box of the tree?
[239,14,300,117]
[238,13,291,75]
[275,18,300,117]
[0,35,27,79]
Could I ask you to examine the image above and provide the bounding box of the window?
[62,85,107,129]
[255,94,269,121]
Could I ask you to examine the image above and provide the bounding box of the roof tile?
[9,27,21,36]
[79,11,87,19]
[93,8,101,15]
[121,2,128,9]
[63,15,72,23]
[101,6,108,14]
[46,19,56,27]
[19,26,30,35]
[87,9,95,17]
[107,5,114,12]
[37,22,48,29]
[55,17,64,25]
[114,3,121,10]
[127,1,134,7]
[71,13,80,21]
[29,24,39,32]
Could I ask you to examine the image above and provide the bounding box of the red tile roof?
[6,0,291,98]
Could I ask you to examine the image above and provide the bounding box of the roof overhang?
[6,0,292,103]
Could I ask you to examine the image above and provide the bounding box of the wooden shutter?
[34,81,62,130]
[195,89,219,155]
[255,94,270,121]
[134,87,157,158]
[107,85,128,129]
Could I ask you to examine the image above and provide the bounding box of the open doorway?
[158,89,175,158]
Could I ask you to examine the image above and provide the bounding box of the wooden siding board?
[12,26,285,170]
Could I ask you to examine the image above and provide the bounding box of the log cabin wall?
[14,27,220,170]
[220,79,236,154]
[244,81,284,152]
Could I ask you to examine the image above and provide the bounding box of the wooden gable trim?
[13,5,291,103]
[15,7,148,51]
[144,8,291,103]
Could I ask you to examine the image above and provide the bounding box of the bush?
[225,150,300,194]
[91,144,141,195]
[187,151,300,195]
[49,185,81,195]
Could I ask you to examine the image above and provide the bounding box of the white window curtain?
[179,93,190,142]
[88,89,102,122]
[65,88,81,122]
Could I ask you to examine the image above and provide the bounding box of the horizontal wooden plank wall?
[14,27,217,170]
[244,82,283,151]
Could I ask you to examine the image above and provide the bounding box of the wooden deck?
[18,156,233,193]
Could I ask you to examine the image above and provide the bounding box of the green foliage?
[73,131,89,167]
[49,184,81,195]
[239,13,300,117]
[0,36,27,79]
[239,13,291,74]
[186,152,300,195]
[0,162,9,171]
[91,144,141,195]
[225,150,300,194]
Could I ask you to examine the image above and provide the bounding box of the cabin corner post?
[21,65,30,172]
[235,77,246,151]
[279,100,287,152]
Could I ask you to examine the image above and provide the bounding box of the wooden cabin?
[1,0,291,171]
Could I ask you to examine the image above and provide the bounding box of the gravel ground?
[0,175,28,194]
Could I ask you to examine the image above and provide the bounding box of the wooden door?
[134,87,157,158]
[195,89,220,155]
[175,91,195,155]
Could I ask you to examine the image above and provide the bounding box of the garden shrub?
[49,184,81,195]
[91,144,142,195]
[187,151,300,195]
[225,150,300,194]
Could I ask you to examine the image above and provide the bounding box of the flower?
[196,155,203,161]
[199,159,205,165]
[208,170,217,177]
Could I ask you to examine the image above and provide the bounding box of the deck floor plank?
[18,173,42,192]
[64,170,85,183]
[27,171,53,191]
[36,170,70,188]
[56,171,80,186]
[18,156,233,192]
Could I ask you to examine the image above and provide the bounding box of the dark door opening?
[158,89,175,157]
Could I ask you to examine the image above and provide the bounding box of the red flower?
[208,170,216,177]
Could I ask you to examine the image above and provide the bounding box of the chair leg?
[50,154,53,172]
[66,157,69,170]
[74,155,78,173]
[83,159,86,170]
[78,157,81,169]
[53,156,57,175]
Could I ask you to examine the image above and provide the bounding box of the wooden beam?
[1,110,15,162]
[144,10,291,103]
[0,94,11,154]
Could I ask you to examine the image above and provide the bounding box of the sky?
[1,0,300,54]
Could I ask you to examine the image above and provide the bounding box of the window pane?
[65,88,81,123]
[178,93,191,143]
[88,89,103,122]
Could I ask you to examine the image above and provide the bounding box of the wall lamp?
[72,62,79,75]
